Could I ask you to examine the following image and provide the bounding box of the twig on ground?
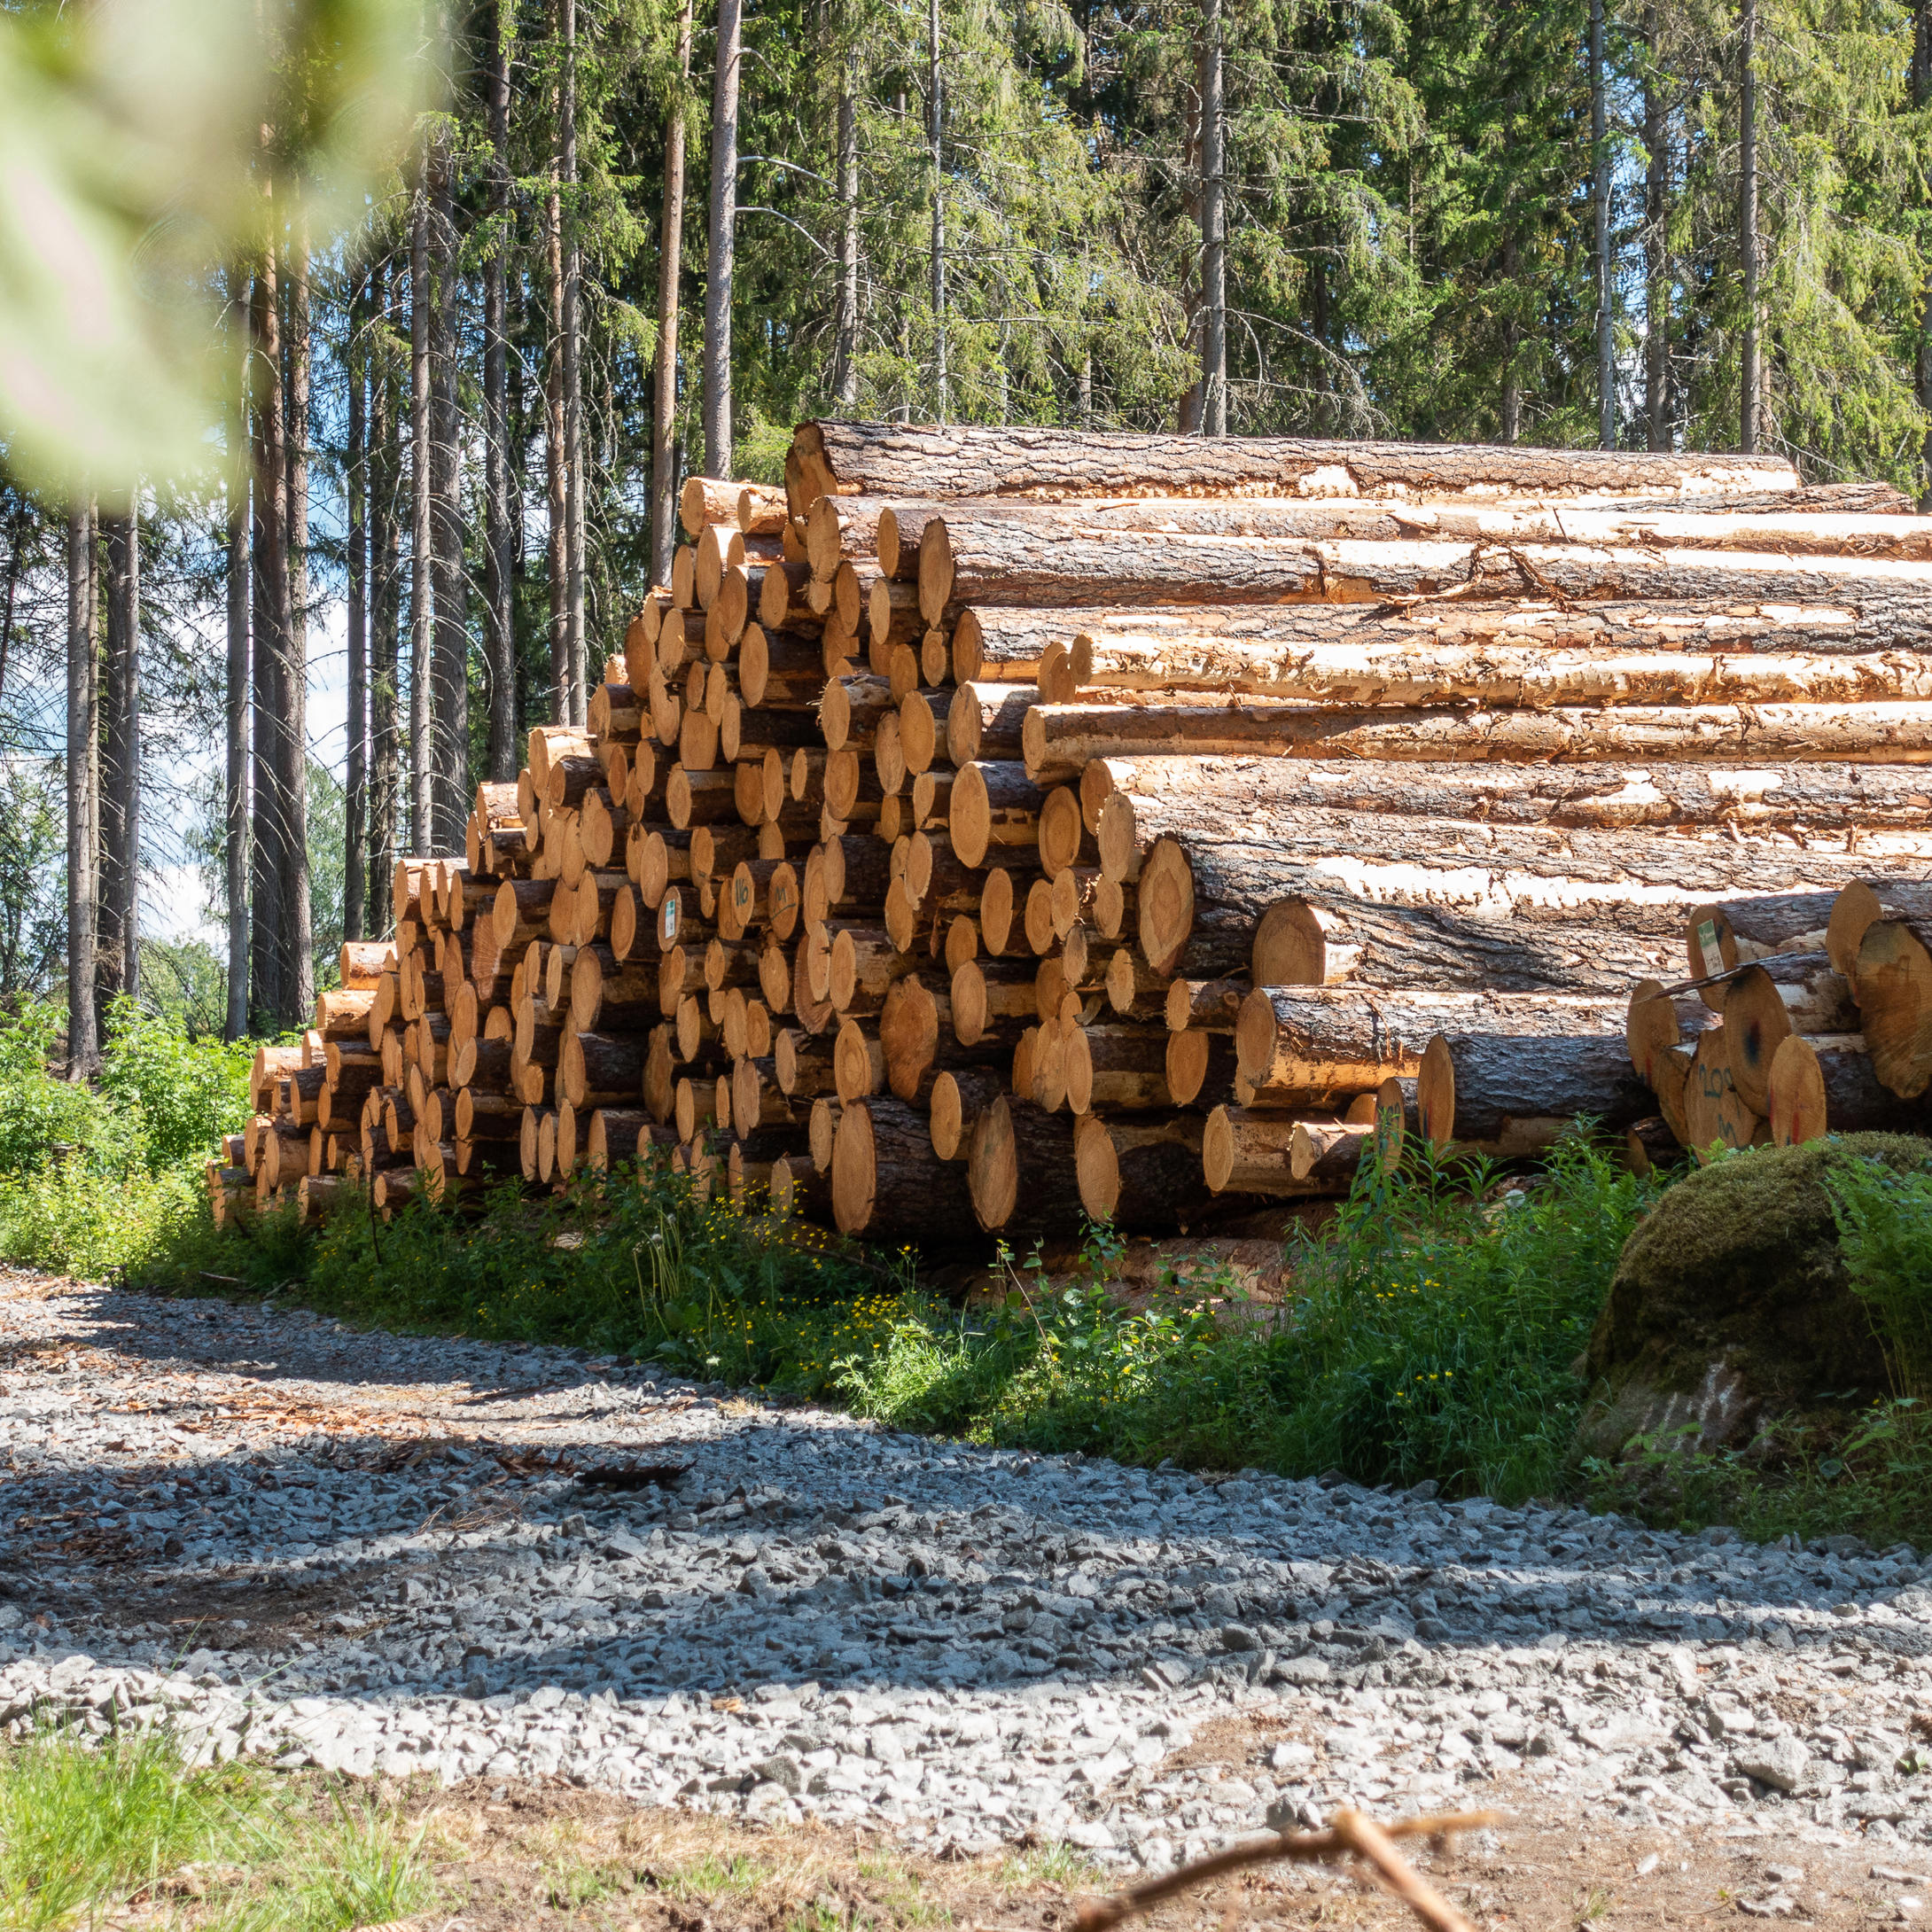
[1072,1808,1499,1932]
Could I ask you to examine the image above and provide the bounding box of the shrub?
[96,996,252,1172]
[1826,1151,1932,1397]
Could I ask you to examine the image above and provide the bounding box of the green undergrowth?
[147,1134,1652,1501]
[0,998,252,1281]
[75,1102,1932,1551]
[0,1721,432,1931]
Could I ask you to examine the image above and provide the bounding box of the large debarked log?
[858,490,1932,557]
[1056,596,1932,673]
[968,593,1932,690]
[791,421,1797,503]
[829,1095,980,1243]
[1050,635,1932,711]
[916,522,1932,626]
[1024,695,1932,784]
[1131,825,1930,984]
[1084,755,1932,848]
[1417,1032,1655,1151]
[1235,985,1624,1095]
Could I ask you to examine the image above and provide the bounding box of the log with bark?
[791,420,1796,505]
[830,1095,979,1242]
[1084,754,1932,855]
[1416,1032,1655,1153]
[1766,1034,1926,1143]
[1024,694,1932,786]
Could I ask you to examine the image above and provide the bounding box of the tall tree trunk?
[371,258,402,931]
[704,0,742,475]
[227,276,252,1039]
[410,172,434,854]
[283,222,313,1025]
[1500,234,1522,444]
[249,241,285,1033]
[1739,0,1760,454]
[1176,76,1202,432]
[1198,0,1227,438]
[651,0,693,584]
[345,264,368,944]
[97,503,139,1013]
[431,111,470,851]
[1643,7,1670,452]
[545,112,569,722]
[1916,0,1932,502]
[831,42,860,411]
[561,0,587,721]
[928,0,947,424]
[66,498,98,1076]
[1592,0,1614,448]
[485,9,517,779]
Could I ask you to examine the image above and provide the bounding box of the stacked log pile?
[227,425,1932,1246]
[1621,878,1932,1156]
[784,422,1932,1229]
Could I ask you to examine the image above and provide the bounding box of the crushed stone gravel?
[7,1269,1932,1875]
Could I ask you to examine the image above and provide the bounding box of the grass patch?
[0,1723,433,1932]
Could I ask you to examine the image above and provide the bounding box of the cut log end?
[1722,963,1795,1116]
[1856,919,1932,1100]
[965,1094,1019,1232]
[1252,899,1327,986]
[1767,1034,1827,1146]
[1073,1114,1119,1222]
[1136,837,1196,978]
[1417,1035,1455,1149]
[830,1099,876,1235]
[1624,978,1679,1081]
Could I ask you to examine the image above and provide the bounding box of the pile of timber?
[1620,878,1932,1157]
[778,421,1932,1232]
[222,425,1932,1246]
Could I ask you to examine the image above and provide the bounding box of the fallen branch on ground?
[1072,1807,1500,1932]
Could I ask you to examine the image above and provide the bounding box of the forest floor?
[5,1268,1932,1929]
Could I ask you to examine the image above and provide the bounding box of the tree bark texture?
[371,259,403,933]
[97,505,139,1009]
[922,522,1932,624]
[791,420,1799,504]
[249,236,286,1031]
[66,499,98,1074]
[832,43,860,409]
[226,275,252,1040]
[1024,695,1932,784]
[282,223,314,1028]
[1088,754,1932,852]
[1420,1030,1655,1149]
[431,124,470,853]
[345,267,368,944]
[1198,0,1226,437]
[410,175,435,853]
[561,0,588,721]
[651,0,693,586]
[485,12,517,781]
[704,0,743,477]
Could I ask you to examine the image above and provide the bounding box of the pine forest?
[0,0,1927,1040]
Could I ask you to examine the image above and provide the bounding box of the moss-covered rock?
[1577,1133,1932,1460]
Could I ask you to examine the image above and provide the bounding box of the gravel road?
[8,1269,1932,1910]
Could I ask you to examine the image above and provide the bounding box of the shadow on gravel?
[8,1282,1930,1730]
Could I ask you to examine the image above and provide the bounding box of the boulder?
[1577,1133,1932,1459]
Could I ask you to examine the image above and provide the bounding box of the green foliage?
[96,996,252,1173]
[0,1001,116,1176]
[1826,1153,1932,1397]
[833,1139,1655,1502]
[0,998,249,1277]
[0,1721,436,1932]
